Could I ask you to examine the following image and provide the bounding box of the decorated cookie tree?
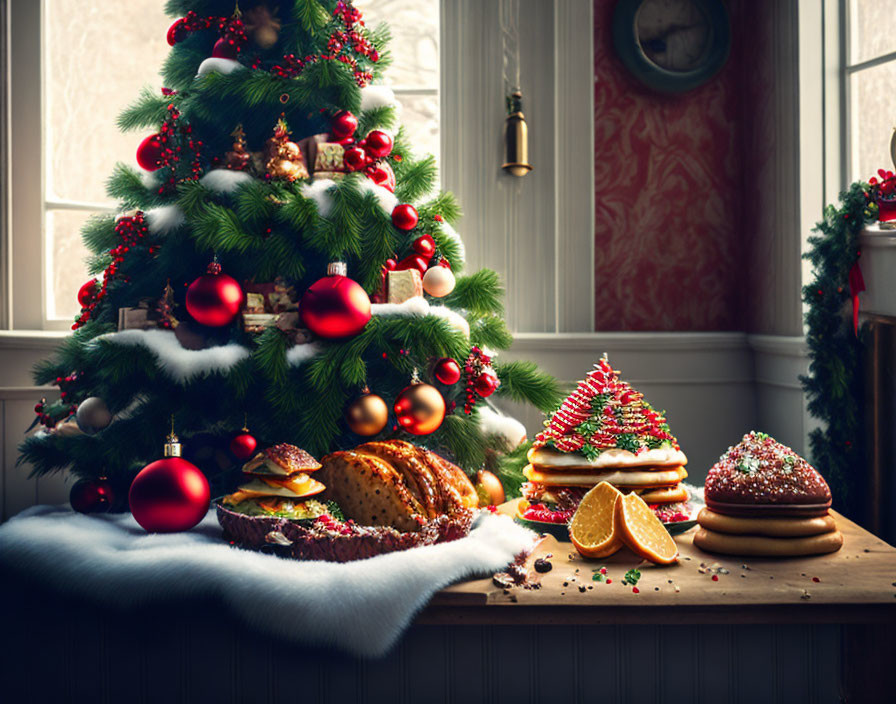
[20,0,559,511]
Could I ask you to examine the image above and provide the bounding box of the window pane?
[47,209,95,321]
[849,61,896,182]
[849,0,896,65]
[395,93,440,169]
[45,0,171,204]
[353,0,438,88]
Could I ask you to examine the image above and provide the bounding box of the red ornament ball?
[411,234,436,261]
[395,253,429,275]
[129,457,210,533]
[365,130,393,158]
[229,432,258,460]
[77,279,99,308]
[330,110,358,140]
[434,357,462,385]
[166,18,187,46]
[186,269,243,327]
[394,383,446,435]
[212,37,238,59]
[70,478,115,514]
[300,269,371,339]
[343,146,367,171]
[392,204,419,231]
[474,369,500,397]
[136,133,164,171]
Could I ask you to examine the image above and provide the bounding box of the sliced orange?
[568,482,624,558]
[615,493,679,564]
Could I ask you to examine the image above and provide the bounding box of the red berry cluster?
[33,372,80,428]
[155,104,204,194]
[463,347,500,414]
[266,2,378,85]
[73,212,149,330]
[167,11,247,52]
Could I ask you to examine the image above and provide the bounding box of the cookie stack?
[694,432,843,557]
[521,355,691,524]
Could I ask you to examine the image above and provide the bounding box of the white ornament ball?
[75,397,113,435]
[422,266,456,298]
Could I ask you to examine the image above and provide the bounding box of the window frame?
[841,0,896,188]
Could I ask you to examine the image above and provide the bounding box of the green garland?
[801,181,877,516]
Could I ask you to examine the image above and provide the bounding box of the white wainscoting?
[0,332,810,520]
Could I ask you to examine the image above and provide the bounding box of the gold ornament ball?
[345,393,389,436]
[255,26,279,49]
[394,383,446,435]
[281,141,301,160]
[422,266,456,298]
[475,469,505,507]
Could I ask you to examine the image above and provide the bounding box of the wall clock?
[611,0,731,94]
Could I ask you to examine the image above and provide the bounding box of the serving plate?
[508,485,705,541]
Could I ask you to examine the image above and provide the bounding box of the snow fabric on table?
[0,506,535,657]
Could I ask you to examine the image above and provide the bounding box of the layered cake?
[520,355,691,525]
[693,432,843,557]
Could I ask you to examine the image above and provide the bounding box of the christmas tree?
[20,0,559,509]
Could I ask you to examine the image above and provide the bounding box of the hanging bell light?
[502,90,532,177]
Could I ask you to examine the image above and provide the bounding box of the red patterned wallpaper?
[593,0,746,331]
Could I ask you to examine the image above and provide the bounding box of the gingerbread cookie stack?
[520,355,691,525]
[694,432,843,557]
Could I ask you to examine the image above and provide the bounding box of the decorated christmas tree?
[19,0,559,515]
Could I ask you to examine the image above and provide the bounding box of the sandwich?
[222,443,328,520]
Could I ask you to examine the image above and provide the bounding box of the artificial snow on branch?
[360,85,399,113]
[200,169,255,195]
[90,329,251,384]
[145,205,185,235]
[478,405,527,450]
[286,342,323,367]
[371,296,470,337]
[196,57,245,78]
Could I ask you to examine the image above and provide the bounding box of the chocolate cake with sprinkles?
[694,432,843,557]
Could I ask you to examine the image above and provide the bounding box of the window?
[17,0,440,328]
[353,0,440,165]
[845,0,896,183]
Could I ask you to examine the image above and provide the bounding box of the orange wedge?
[615,493,679,564]
[568,482,624,558]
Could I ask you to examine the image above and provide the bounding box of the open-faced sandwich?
[221,443,328,520]
[519,355,692,527]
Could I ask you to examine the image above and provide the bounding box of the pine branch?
[493,360,563,413]
[443,269,504,316]
[395,155,438,203]
[470,316,514,350]
[294,0,330,34]
[357,106,397,135]
[117,87,171,132]
[81,214,119,255]
[421,191,462,225]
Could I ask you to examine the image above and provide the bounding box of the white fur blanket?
[0,506,534,658]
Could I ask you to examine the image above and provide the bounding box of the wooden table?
[422,502,896,627]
